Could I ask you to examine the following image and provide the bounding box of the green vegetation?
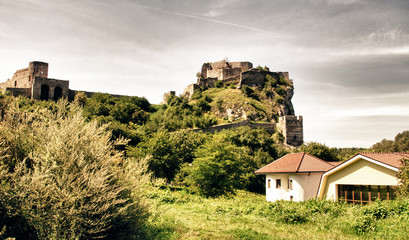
[0,97,153,239]
[146,188,409,239]
[371,130,409,152]
[298,142,366,162]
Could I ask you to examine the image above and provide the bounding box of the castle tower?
[29,61,48,80]
[278,116,303,146]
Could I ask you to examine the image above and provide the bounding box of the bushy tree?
[0,99,152,239]
[371,130,409,153]
[182,136,250,197]
[128,130,206,182]
[299,142,339,162]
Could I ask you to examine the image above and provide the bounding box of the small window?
[276,179,281,189]
[289,179,293,190]
[267,179,271,188]
[290,196,293,201]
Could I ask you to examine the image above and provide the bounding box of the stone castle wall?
[277,115,303,146]
[201,60,253,80]
[32,77,69,100]
[192,119,275,134]
[0,61,70,101]
[0,62,50,90]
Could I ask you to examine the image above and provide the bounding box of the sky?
[0,0,408,148]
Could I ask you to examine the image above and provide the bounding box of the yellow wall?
[322,159,398,200]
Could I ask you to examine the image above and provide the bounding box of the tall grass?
[147,187,409,239]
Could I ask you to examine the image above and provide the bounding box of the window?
[276,179,281,189]
[267,179,271,188]
[337,184,396,204]
[289,179,293,190]
[290,196,293,201]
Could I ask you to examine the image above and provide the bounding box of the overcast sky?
[1,0,408,148]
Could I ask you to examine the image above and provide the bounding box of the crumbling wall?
[192,119,275,134]
[3,88,31,98]
[200,60,253,81]
[32,77,69,100]
[277,115,303,146]
[183,84,199,99]
[0,61,49,91]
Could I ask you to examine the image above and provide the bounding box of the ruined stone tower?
[277,116,304,146]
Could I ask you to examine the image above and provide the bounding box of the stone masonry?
[277,116,303,146]
[0,61,69,100]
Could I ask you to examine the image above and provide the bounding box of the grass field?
[139,188,409,240]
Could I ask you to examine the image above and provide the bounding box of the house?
[317,153,409,204]
[255,152,338,202]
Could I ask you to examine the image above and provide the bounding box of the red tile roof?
[255,152,336,174]
[357,153,409,169]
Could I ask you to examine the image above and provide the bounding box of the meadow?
[142,187,409,240]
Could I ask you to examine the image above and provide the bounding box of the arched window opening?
[53,86,63,100]
[40,84,49,100]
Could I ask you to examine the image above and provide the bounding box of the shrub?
[0,100,153,239]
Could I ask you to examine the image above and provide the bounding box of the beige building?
[318,153,409,204]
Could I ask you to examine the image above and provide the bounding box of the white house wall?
[291,173,323,201]
[265,173,322,202]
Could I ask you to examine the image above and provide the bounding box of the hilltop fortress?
[182,59,290,99]
[171,59,304,147]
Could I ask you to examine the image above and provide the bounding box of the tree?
[371,139,397,152]
[182,136,250,197]
[299,142,339,162]
[128,130,206,182]
[396,158,409,198]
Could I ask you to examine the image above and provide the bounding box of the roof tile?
[255,152,335,174]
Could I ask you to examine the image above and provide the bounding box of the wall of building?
[200,60,253,81]
[32,77,69,100]
[321,159,398,201]
[265,173,322,202]
[265,173,290,201]
[0,61,49,92]
[291,173,323,201]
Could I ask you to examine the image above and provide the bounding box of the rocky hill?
[164,60,303,146]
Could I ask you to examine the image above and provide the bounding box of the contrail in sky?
[139,4,271,34]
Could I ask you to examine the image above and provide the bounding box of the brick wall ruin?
[0,61,69,100]
[277,115,303,146]
[192,119,276,134]
[201,60,253,80]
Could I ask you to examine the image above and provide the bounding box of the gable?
[325,159,398,186]
[318,155,400,200]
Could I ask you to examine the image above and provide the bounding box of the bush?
[0,100,153,239]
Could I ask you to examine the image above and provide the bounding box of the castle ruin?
[0,61,69,100]
[175,59,304,147]
[183,60,291,98]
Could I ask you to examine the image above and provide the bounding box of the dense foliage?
[371,130,409,152]
[0,97,153,239]
[298,142,366,162]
